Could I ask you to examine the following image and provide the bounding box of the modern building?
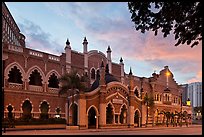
[188,82,202,108]
[2,2,192,129]
[180,82,202,120]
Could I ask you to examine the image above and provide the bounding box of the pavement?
[2,123,202,132]
[2,124,202,135]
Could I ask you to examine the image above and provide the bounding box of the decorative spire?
[120,57,123,63]
[105,64,109,74]
[83,37,88,45]
[84,37,87,41]
[100,60,104,68]
[107,45,111,52]
[129,67,133,75]
[66,38,70,45]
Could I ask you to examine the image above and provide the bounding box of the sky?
[6,2,202,85]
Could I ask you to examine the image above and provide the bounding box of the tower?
[120,57,125,83]
[107,46,112,74]
[128,67,135,128]
[83,37,88,74]
[65,38,71,73]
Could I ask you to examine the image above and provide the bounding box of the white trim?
[86,105,99,116]
[106,101,115,114]
[134,108,141,117]
[26,65,46,83]
[45,69,61,82]
[4,62,26,80]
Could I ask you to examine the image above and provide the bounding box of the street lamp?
[186,98,191,106]
[166,70,170,88]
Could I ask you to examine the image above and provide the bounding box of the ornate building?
[2,2,192,129]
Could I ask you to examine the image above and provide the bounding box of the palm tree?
[143,93,154,127]
[58,70,87,126]
[58,70,86,96]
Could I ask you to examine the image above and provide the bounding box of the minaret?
[107,46,112,74]
[65,38,71,73]
[129,67,134,91]
[83,37,88,73]
[128,67,135,128]
[120,57,124,83]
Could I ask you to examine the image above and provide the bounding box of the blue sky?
[6,2,202,84]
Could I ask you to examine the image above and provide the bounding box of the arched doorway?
[71,103,78,126]
[106,104,114,124]
[40,101,49,119]
[88,107,97,129]
[134,110,140,127]
[22,100,32,120]
[7,105,14,120]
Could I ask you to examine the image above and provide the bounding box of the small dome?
[89,73,119,91]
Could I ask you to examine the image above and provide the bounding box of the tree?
[128,2,202,47]
[58,70,87,126]
[143,93,154,127]
[58,70,86,96]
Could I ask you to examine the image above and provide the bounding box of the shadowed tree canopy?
[58,70,87,96]
[128,2,202,47]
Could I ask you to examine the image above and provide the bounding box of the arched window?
[106,104,113,124]
[8,66,23,84]
[120,105,127,124]
[90,68,95,79]
[40,101,49,119]
[29,69,42,86]
[48,73,59,88]
[157,94,159,101]
[134,88,139,97]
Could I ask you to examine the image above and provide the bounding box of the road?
[2,125,202,135]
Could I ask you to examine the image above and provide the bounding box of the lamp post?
[186,98,191,106]
[166,71,170,89]
[186,98,191,126]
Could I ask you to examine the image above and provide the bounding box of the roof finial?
[83,37,88,45]
[129,67,133,75]
[120,57,123,63]
[107,45,111,52]
[66,38,70,45]
[84,37,87,41]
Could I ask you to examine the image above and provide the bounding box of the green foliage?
[128,2,202,47]
[194,106,202,114]
[58,70,86,96]
[143,93,154,107]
